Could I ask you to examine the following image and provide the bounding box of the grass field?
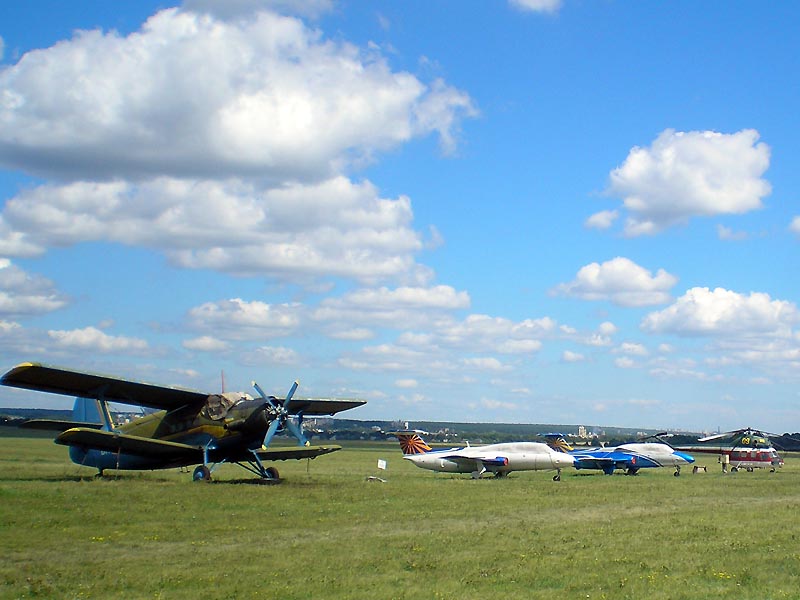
[1,436,799,599]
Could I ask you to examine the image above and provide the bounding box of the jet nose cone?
[556,453,576,468]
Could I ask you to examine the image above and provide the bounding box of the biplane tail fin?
[390,430,433,455]
[73,397,113,431]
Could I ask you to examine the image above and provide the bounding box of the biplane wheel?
[674,470,680,477]
[264,466,279,480]
[193,465,212,482]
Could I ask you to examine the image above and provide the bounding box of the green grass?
[1,436,799,599]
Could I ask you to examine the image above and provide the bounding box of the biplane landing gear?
[193,465,212,482]
[553,469,561,482]
[674,466,681,477]
[264,466,279,480]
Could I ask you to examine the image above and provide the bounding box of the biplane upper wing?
[285,397,366,416]
[1,362,208,411]
[56,428,202,460]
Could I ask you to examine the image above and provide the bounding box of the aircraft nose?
[556,453,576,468]
[675,451,695,464]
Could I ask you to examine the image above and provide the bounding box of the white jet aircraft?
[391,430,575,480]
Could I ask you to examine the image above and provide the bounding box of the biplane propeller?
[253,380,308,448]
[1,362,366,482]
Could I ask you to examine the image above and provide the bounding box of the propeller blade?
[283,380,299,408]
[262,419,280,448]
[252,381,279,408]
[286,418,309,446]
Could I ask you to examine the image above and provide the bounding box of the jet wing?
[442,452,509,467]
[56,428,201,460]
[1,362,208,411]
[284,397,366,416]
[572,455,617,470]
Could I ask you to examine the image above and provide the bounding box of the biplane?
[1,362,365,482]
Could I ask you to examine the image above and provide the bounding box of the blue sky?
[1,0,798,433]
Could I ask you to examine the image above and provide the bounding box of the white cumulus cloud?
[0,176,427,283]
[562,350,585,363]
[790,216,800,237]
[509,0,563,14]
[585,209,618,230]
[47,326,148,353]
[553,257,677,307]
[0,259,68,317]
[641,287,798,338]
[0,8,476,181]
[313,285,470,330]
[183,336,231,352]
[607,129,771,236]
[183,0,334,20]
[187,298,302,340]
[462,357,511,372]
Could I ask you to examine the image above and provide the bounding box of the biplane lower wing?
[251,445,342,462]
[57,428,342,464]
[56,428,201,460]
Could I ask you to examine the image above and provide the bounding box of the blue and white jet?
[391,430,575,480]
[545,434,695,477]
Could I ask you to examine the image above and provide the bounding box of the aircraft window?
[203,393,239,420]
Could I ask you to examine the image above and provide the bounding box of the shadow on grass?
[213,477,282,485]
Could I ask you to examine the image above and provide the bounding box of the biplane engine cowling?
[224,401,272,435]
[224,418,248,432]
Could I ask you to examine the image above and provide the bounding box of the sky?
[0,0,798,433]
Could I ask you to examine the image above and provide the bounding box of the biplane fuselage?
[68,400,269,471]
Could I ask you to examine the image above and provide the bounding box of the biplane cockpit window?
[203,392,245,420]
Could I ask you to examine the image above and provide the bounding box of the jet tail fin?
[544,433,574,453]
[389,430,433,455]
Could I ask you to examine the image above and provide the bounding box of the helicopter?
[655,428,784,473]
